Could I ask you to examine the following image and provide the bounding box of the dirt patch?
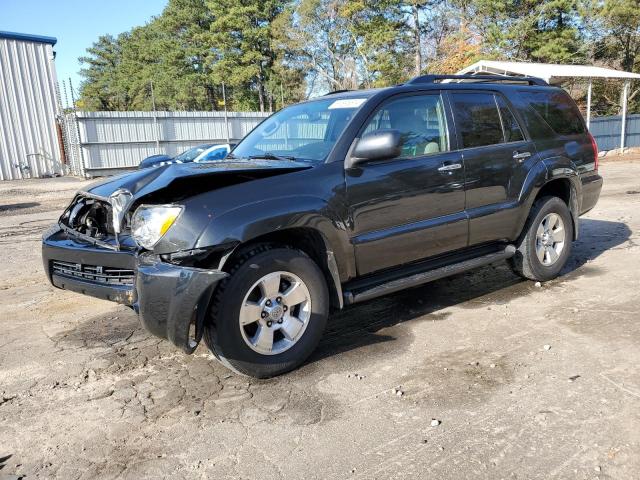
[53,310,141,349]
[2,171,640,479]
[0,218,55,241]
[399,349,515,408]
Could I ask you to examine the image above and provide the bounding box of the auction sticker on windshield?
[328,98,367,109]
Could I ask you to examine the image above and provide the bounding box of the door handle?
[438,163,462,172]
[513,151,531,161]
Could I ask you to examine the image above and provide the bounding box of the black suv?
[42,74,603,377]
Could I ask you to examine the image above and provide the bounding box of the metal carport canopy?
[457,60,640,150]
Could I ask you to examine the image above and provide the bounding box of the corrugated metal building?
[0,31,62,180]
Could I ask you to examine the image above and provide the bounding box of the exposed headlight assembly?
[109,189,133,234]
[131,204,183,249]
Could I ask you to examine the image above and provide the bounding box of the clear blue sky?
[1,0,168,95]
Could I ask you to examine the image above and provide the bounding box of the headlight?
[131,204,182,249]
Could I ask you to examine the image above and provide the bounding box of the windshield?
[231,98,367,163]
[196,146,229,162]
[174,144,215,163]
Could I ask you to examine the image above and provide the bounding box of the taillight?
[588,132,599,171]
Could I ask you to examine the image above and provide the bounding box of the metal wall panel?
[64,110,270,175]
[590,114,640,152]
[0,37,63,180]
[62,108,640,177]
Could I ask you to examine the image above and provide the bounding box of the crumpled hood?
[81,158,313,201]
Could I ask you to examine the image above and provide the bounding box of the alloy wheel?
[535,213,565,266]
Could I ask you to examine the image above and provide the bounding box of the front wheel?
[509,196,573,282]
[204,246,329,378]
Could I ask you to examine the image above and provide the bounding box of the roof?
[307,88,382,102]
[0,31,57,46]
[457,60,640,84]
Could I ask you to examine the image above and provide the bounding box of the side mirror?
[348,129,402,167]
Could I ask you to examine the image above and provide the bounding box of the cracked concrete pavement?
[1,160,639,479]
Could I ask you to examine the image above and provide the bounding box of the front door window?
[362,95,449,158]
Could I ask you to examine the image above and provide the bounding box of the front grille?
[52,261,135,286]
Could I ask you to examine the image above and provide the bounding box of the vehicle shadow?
[309,218,632,364]
[0,453,12,470]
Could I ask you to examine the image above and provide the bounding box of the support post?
[621,80,630,152]
[69,77,87,178]
[586,78,592,129]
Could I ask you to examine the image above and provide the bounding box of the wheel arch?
[536,177,578,233]
[219,227,345,310]
[518,158,581,241]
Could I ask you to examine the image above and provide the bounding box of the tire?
[509,196,573,282]
[204,245,329,378]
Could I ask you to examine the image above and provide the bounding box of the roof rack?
[324,89,353,96]
[406,74,548,86]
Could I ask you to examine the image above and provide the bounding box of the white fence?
[47,109,640,178]
[0,36,62,181]
[62,110,270,177]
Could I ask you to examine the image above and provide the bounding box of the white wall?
[64,110,270,176]
[0,37,62,180]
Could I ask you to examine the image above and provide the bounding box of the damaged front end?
[43,159,312,353]
[43,192,229,353]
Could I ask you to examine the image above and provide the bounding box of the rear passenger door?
[449,91,536,245]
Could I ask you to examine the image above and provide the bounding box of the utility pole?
[150,81,160,151]
[413,0,422,75]
[222,82,230,144]
[150,80,157,112]
[280,83,285,110]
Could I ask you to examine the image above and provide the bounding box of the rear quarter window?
[519,90,585,135]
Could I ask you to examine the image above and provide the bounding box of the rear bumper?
[580,173,603,215]
[42,225,227,353]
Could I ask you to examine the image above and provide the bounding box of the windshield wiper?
[248,152,297,161]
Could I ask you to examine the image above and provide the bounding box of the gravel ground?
[0,161,639,479]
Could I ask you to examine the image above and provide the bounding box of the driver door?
[345,92,467,275]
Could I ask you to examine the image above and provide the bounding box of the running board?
[343,245,516,305]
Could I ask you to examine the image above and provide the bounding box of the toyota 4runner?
[42,74,603,377]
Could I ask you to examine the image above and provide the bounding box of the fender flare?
[518,157,581,241]
[195,195,355,309]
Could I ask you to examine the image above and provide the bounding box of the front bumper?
[42,225,228,353]
[136,254,227,353]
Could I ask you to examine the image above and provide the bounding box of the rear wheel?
[509,196,573,282]
[204,246,329,378]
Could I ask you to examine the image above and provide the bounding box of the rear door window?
[451,93,504,148]
[519,90,585,135]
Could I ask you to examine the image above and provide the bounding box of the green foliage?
[462,0,585,63]
[78,34,124,110]
[205,0,301,111]
[339,0,413,87]
[78,0,640,114]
